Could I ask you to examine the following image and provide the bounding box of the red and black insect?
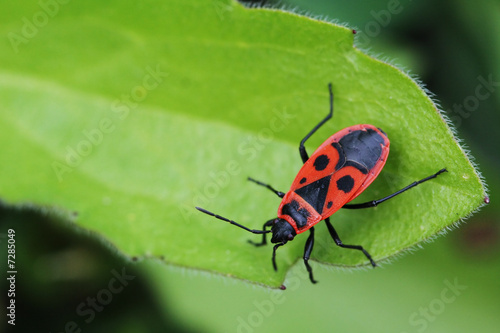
[196,83,446,284]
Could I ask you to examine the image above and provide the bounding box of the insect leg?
[325,217,376,267]
[272,243,285,271]
[299,83,334,163]
[248,218,275,246]
[342,168,447,209]
[303,227,318,283]
[247,177,285,198]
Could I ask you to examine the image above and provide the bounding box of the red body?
[277,124,390,234]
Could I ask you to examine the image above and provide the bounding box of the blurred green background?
[1,0,498,332]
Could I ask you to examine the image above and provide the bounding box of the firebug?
[196,83,446,284]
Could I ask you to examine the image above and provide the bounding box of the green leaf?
[0,0,487,287]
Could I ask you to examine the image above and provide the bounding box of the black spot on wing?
[313,154,330,171]
[299,177,307,184]
[338,129,386,171]
[281,200,310,229]
[327,201,333,209]
[294,176,331,215]
[336,175,355,193]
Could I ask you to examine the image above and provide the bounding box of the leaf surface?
[0,0,487,287]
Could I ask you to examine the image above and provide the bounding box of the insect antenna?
[195,207,271,234]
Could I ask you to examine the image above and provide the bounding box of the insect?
[196,83,446,284]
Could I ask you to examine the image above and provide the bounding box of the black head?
[271,218,296,244]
